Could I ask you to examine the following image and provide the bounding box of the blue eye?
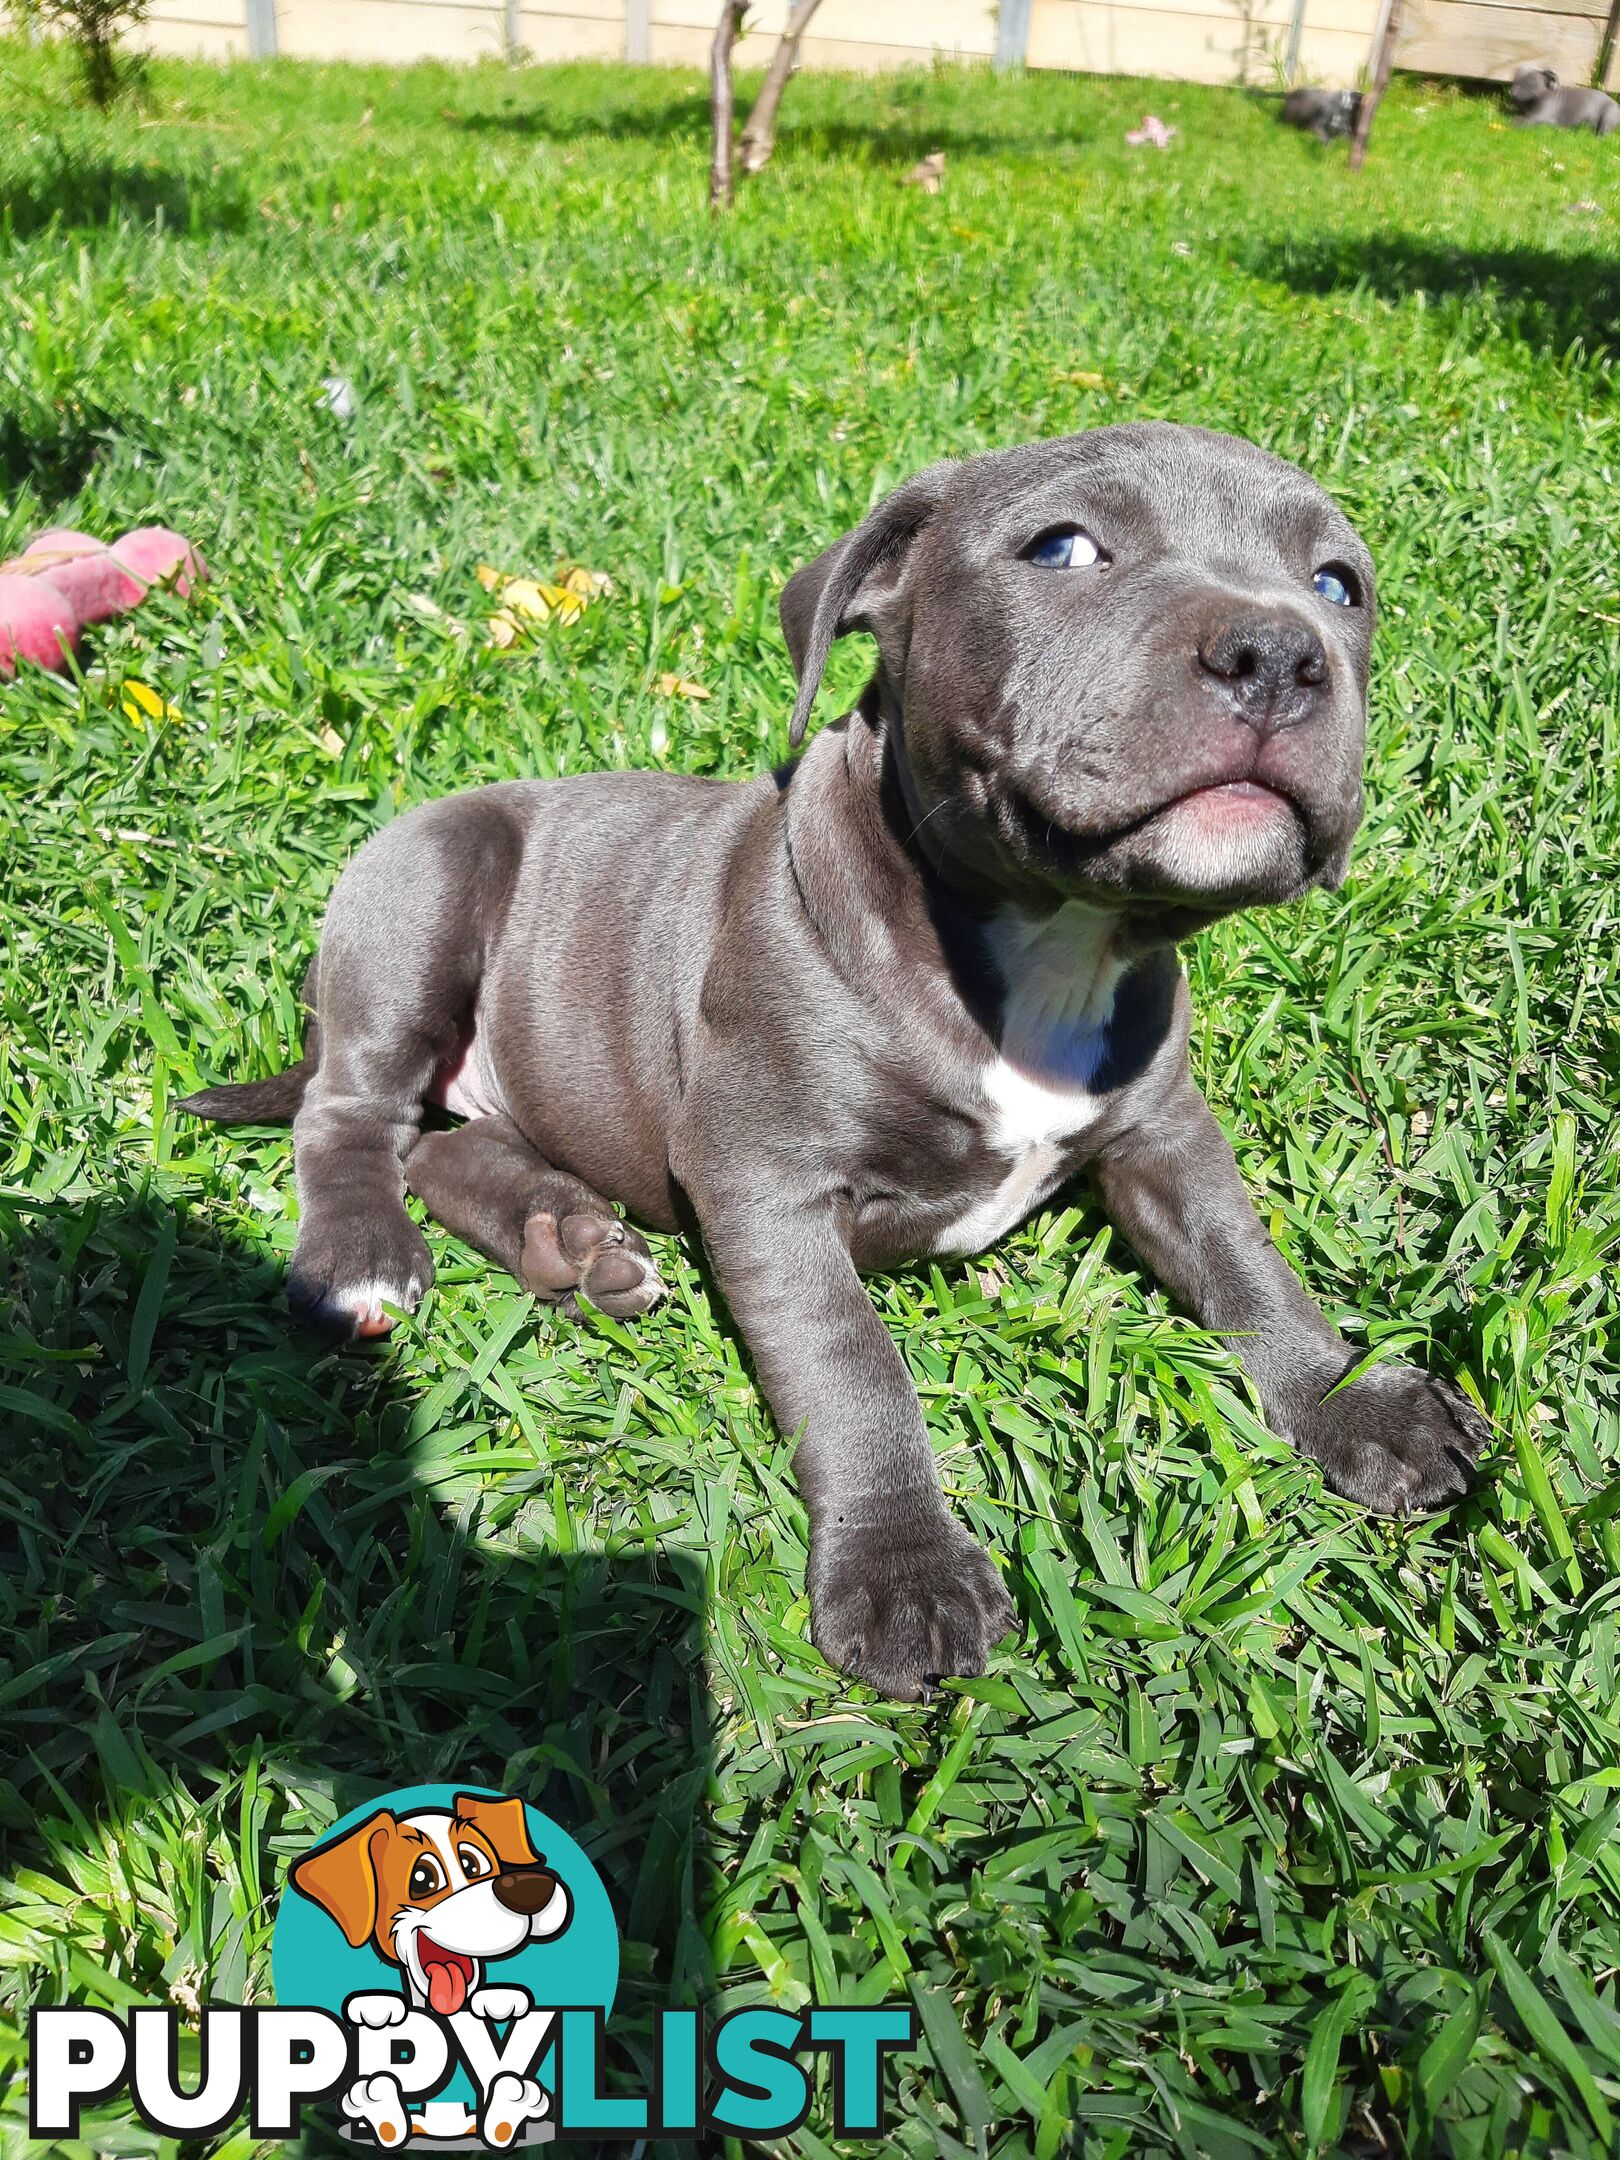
[1313,566,1355,607]
[1029,528,1103,569]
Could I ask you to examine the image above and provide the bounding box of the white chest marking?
[933,902,1126,1258]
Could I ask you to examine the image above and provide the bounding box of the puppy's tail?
[177,1059,313,1126]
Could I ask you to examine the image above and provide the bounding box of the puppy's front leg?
[693,1193,1014,1699]
[1093,1077,1487,1511]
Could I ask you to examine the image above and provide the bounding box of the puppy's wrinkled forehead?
[932,423,1371,585]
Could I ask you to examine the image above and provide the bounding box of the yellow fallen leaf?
[1067,370,1107,389]
[121,678,183,724]
[558,563,612,599]
[318,724,344,756]
[477,560,608,643]
[499,578,554,620]
[537,581,587,624]
[657,673,710,700]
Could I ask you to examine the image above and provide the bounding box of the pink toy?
[0,523,207,679]
[1126,114,1178,149]
[7,546,142,627]
[23,528,103,557]
[111,527,205,600]
[0,574,81,676]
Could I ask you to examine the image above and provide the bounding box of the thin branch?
[738,0,825,177]
[709,0,749,211]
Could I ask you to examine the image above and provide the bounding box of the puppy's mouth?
[417,1934,476,2015]
[1161,776,1304,827]
[1004,770,1309,867]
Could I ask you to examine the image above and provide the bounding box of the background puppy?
[1508,64,1620,134]
[184,423,1488,1701]
[1280,87,1362,142]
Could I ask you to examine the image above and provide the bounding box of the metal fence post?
[245,0,278,57]
[995,0,1033,70]
[1283,0,1307,83]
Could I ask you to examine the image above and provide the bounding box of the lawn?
[1,36,1619,2159]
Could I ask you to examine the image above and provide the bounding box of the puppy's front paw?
[1292,1361,1488,1514]
[288,1211,433,1338]
[343,1992,410,2030]
[469,1984,532,2024]
[810,1510,1016,1701]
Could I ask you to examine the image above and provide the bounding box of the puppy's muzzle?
[1197,614,1329,734]
[491,1865,560,1915]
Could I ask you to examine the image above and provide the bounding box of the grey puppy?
[1508,64,1620,134]
[1280,87,1362,143]
[182,423,1487,1700]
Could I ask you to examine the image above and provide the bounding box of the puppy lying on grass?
[184,423,1487,1699]
[1507,65,1620,136]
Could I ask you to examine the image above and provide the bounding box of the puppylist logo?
[29,1782,918,2147]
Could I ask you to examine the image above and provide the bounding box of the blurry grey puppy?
[1508,65,1620,135]
[1280,87,1362,142]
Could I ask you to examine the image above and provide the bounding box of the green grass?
[1,37,1619,2159]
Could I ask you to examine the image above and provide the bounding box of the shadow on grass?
[1250,231,1620,358]
[453,85,710,147]
[0,1185,712,2151]
[0,150,249,239]
[453,85,1091,164]
[0,401,108,498]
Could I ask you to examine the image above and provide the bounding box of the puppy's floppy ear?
[453,1791,539,1869]
[780,465,950,749]
[291,1811,394,1948]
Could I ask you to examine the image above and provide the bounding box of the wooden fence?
[137,0,1619,90]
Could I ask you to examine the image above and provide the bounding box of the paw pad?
[520,1208,665,1318]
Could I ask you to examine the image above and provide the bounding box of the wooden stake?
[1349,0,1405,172]
[1597,0,1620,92]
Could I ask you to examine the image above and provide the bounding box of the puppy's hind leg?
[406,1115,665,1319]
[288,804,517,1336]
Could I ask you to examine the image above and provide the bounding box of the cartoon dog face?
[292,1793,572,2014]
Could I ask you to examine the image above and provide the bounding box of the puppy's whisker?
[903,799,948,848]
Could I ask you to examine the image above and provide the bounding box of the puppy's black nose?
[492,1866,559,1915]
[1197,616,1328,730]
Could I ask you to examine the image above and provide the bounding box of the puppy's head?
[1509,64,1557,104]
[291,1793,572,2015]
[781,423,1375,928]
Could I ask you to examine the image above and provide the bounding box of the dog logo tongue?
[422,1941,472,2016]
